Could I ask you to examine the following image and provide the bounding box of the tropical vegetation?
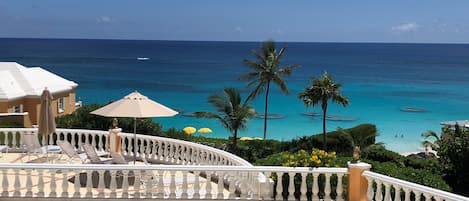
[194,87,256,154]
[422,125,469,196]
[240,40,299,140]
[298,71,349,150]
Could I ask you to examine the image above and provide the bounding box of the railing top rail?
[0,163,348,174]
[0,128,252,166]
[363,170,469,201]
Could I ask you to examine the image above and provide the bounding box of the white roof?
[0,62,78,101]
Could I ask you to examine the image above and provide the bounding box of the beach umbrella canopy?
[198,127,212,134]
[91,91,178,164]
[183,126,196,135]
[240,137,254,141]
[38,88,56,137]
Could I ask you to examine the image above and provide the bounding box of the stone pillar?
[348,162,371,201]
[108,128,122,153]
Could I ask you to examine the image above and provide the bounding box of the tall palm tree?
[194,88,256,154]
[298,72,349,150]
[240,40,299,140]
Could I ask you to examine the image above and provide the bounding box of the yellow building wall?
[0,88,77,126]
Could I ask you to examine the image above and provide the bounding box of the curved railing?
[363,171,469,201]
[0,163,348,200]
[0,128,252,167]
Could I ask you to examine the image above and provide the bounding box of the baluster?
[109,170,117,198]
[288,172,295,200]
[423,192,431,201]
[157,141,163,161]
[37,168,45,197]
[49,169,57,197]
[61,170,69,198]
[403,188,411,201]
[312,173,319,201]
[73,169,81,198]
[121,136,128,154]
[85,170,93,198]
[193,170,200,199]
[367,178,374,201]
[71,132,77,147]
[205,171,213,199]
[2,169,9,197]
[324,173,332,200]
[394,185,402,201]
[414,190,421,201]
[98,134,105,151]
[300,173,308,201]
[276,172,284,200]
[11,132,18,149]
[163,142,168,161]
[151,140,158,161]
[133,171,141,198]
[181,171,189,199]
[139,138,144,159]
[169,170,177,199]
[157,170,165,198]
[374,180,382,201]
[228,174,236,199]
[143,170,152,198]
[174,144,180,163]
[262,172,272,200]
[336,173,344,201]
[25,169,33,197]
[217,171,224,199]
[121,170,130,198]
[13,169,20,196]
[383,182,391,201]
[97,170,105,198]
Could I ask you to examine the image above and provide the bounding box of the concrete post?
[348,162,372,201]
[108,128,122,153]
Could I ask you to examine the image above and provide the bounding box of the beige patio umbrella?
[91,91,178,164]
[39,88,56,143]
[38,88,56,160]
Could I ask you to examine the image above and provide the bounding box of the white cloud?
[391,22,418,33]
[234,26,243,33]
[96,16,113,23]
[275,29,285,36]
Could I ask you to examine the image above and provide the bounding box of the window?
[13,104,23,113]
[58,98,65,113]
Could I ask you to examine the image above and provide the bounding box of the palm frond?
[272,76,289,94]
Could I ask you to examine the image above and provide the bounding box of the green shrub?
[362,144,403,163]
[366,160,451,191]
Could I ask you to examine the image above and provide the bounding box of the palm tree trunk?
[233,129,238,154]
[322,105,327,151]
[263,81,271,140]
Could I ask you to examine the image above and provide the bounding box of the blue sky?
[1,0,468,43]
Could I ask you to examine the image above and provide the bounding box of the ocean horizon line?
[2,37,469,46]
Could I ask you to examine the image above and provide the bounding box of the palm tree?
[240,40,299,140]
[194,88,256,154]
[422,130,440,154]
[298,72,349,150]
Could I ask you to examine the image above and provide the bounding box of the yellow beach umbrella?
[253,137,263,140]
[240,137,254,141]
[198,127,212,134]
[183,126,196,135]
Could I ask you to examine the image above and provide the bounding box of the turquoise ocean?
[2,38,469,153]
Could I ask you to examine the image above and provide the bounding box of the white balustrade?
[363,170,469,201]
[0,128,252,167]
[0,163,347,200]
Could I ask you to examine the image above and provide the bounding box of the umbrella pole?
[134,117,137,165]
